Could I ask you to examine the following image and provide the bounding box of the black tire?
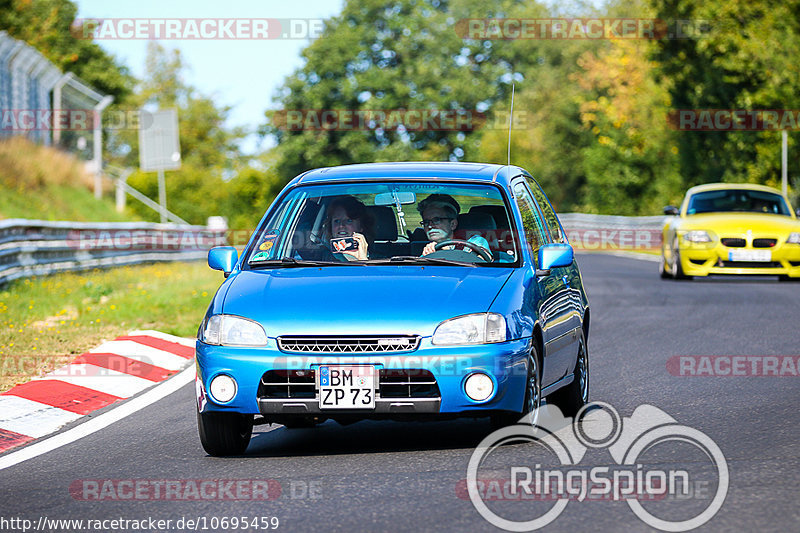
[779,275,800,282]
[671,240,691,280]
[659,255,671,279]
[547,330,589,418]
[197,411,253,456]
[491,343,541,429]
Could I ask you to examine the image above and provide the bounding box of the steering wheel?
[433,239,492,262]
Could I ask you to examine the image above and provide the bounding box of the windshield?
[244,181,519,267]
[686,189,791,216]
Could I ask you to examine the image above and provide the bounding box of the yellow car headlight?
[787,233,800,244]
[683,230,712,243]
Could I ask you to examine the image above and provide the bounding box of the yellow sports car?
[660,183,800,280]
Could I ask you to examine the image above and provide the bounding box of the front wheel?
[659,254,671,279]
[197,411,253,456]
[672,240,691,280]
[547,330,589,418]
[491,344,541,428]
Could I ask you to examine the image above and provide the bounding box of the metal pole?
[51,73,73,146]
[782,130,788,197]
[93,95,113,199]
[158,168,167,223]
[116,168,132,213]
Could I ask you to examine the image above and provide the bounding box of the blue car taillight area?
[195,337,531,418]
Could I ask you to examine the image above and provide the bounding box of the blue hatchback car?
[196,162,590,455]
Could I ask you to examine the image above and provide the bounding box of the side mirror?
[208,246,238,277]
[663,206,679,216]
[536,243,574,276]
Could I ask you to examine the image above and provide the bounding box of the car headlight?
[683,230,712,243]
[432,313,506,345]
[199,315,268,346]
[787,233,800,244]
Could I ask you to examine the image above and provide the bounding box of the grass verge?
[0,261,224,392]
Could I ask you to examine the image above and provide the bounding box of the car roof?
[293,162,525,187]
[685,182,785,196]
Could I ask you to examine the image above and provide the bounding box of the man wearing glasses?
[418,194,491,258]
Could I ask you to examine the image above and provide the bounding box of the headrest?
[367,205,398,241]
[468,205,509,229]
[457,211,497,231]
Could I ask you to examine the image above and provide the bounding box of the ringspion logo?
[465,402,728,531]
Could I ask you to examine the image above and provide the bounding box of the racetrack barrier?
[558,213,666,252]
[0,219,227,286]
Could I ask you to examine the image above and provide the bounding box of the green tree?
[121,43,257,226]
[0,0,133,100]
[651,0,800,194]
[261,0,536,181]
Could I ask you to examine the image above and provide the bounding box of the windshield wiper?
[367,256,478,267]
[249,257,354,268]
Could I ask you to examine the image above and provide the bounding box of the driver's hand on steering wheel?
[422,241,437,256]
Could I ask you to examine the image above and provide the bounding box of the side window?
[527,178,565,244]
[513,181,548,263]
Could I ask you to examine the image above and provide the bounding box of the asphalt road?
[1,253,799,532]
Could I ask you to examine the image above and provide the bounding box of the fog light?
[209,374,237,403]
[464,373,494,402]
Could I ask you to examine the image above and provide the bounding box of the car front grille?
[277,336,420,353]
[258,370,316,399]
[752,238,777,248]
[257,368,440,400]
[721,238,746,247]
[719,261,781,269]
[379,369,440,398]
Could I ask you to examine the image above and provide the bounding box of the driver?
[418,194,491,258]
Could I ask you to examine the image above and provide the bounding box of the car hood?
[681,213,800,235]
[222,266,514,337]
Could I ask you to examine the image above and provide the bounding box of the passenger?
[326,195,374,261]
[418,194,491,258]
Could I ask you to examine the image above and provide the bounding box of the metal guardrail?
[559,213,666,251]
[0,213,667,286]
[0,219,227,286]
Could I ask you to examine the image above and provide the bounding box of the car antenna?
[506,82,515,178]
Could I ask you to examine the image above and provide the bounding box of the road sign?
[139,109,181,172]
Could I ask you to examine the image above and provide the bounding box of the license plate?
[318,366,376,409]
[728,250,771,262]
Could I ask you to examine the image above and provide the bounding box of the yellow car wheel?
[671,239,691,280]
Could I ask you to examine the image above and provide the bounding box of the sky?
[76,0,346,153]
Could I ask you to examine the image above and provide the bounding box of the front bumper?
[679,241,800,277]
[195,337,531,417]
